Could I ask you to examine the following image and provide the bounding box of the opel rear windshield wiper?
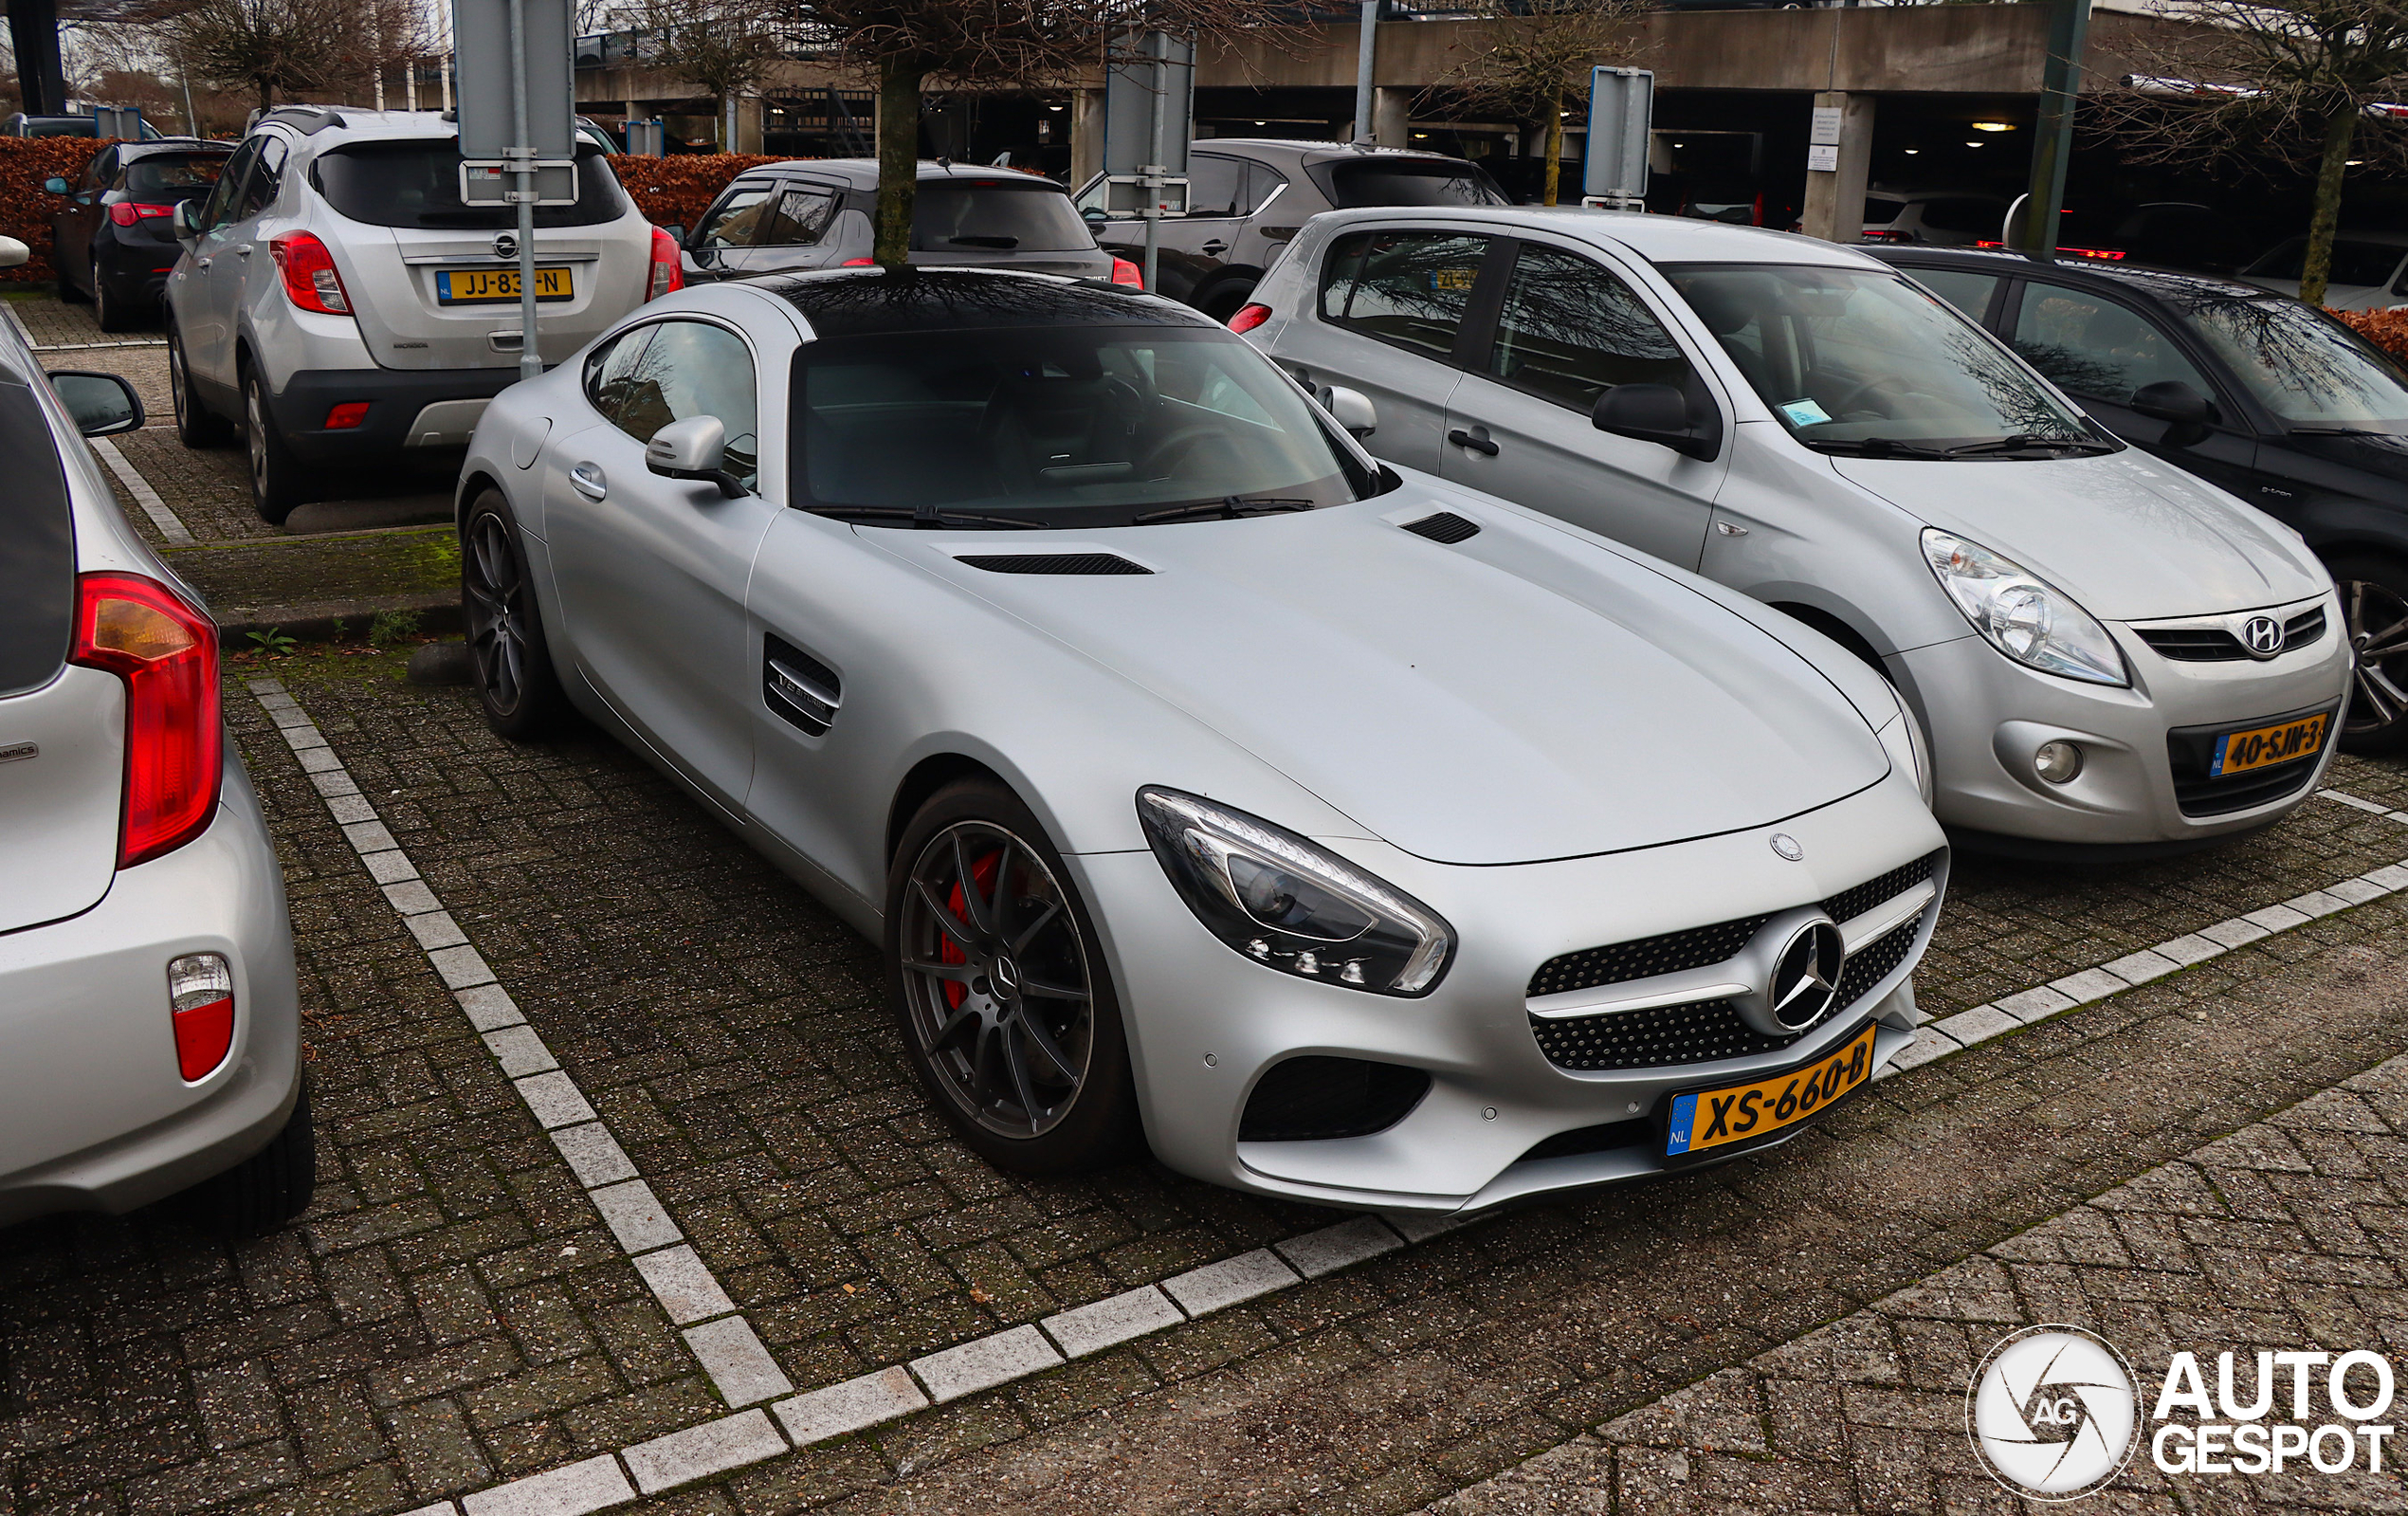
[1134,496,1320,524]
[1947,434,2120,456]
[810,505,1051,530]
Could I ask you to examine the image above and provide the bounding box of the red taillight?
[841,257,876,267]
[107,201,174,228]
[648,226,684,301]
[68,573,221,868]
[1111,257,1144,290]
[1228,302,1272,335]
[2061,246,2128,261]
[323,401,370,429]
[269,231,351,315]
[1862,228,1913,243]
[169,953,235,1082]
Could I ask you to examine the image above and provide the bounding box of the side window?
[2012,285,2214,404]
[203,139,261,229]
[1320,229,1490,362]
[237,137,285,220]
[585,326,654,426]
[610,320,759,487]
[693,184,778,248]
[1909,268,2002,325]
[1186,155,1245,218]
[1486,244,1691,411]
[775,189,839,246]
[1243,163,1286,215]
[82,148,115,192]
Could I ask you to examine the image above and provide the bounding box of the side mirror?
[0,236,27,270]
[1592,380,1722,462]
[48,370,143,436]
[172,200,200,242]
[42,175,68,194]
[646,413,744,497]
[1320,384,1377,439]
[2128,379,2213,447]
[659,224,685,245]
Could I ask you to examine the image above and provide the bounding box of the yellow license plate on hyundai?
[435,266,573,304]
[2210,711,2329,778]
[1665,1022,1878,1157]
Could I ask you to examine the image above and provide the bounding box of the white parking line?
[90,435,193,544]
[2320,787,2408,823]
[259,686,2403,1514]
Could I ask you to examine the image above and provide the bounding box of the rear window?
[1312,159,1506,210]
[910,182,1094,252]
[1863,197,1906,226]
[126,155,226,195]
[310,140,625,229]
[2248,236,2408,290]
[0,383,75,698]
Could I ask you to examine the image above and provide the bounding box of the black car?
[1869,244,2408,753]
[1072,139,1507,321]
[46,137,232,331]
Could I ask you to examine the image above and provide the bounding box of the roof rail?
[260,103,347,135]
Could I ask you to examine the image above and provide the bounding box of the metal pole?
[509,0,541,380]
[1353,0,1377,144]
[1142,32,1165,293]
[2014,0,2090,258]
[177,47,199,136]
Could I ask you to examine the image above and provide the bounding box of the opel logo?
[2239,614,2284,659]
[494,232,519,261]
[1769,833,1804,862]
[1768,921,1845,1030]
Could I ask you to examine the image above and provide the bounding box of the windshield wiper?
[809,505,1050,530]
[2290,426,2391,437]
[1800,436,1952,459]
[1133,496,1320,524]
[1948,433,2120,456]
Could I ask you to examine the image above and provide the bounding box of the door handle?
[1200,239,1229,256]
[570,462,607,500]
[1448,428,1501,457]
[233,246,251,257]
[194,257,210,270]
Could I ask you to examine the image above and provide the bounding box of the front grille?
[1237,1056,1430,1142]
[1519,1117,1653,1163]
[2137,607,2328,662]
[1400,511,1480,544]
[2287,607,2328,648]
[1818,849,1942,928]
[1527,915,1770,999]
[1832,917,1919,1010]
[956,553,1151,575]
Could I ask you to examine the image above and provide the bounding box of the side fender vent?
[764,634,842,736]
[956,553,1152,575]
[1400,512,1480,544]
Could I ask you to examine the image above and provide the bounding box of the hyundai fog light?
[2034,740,2084,784]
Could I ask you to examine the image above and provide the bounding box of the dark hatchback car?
[46,138,232,330]
[1870,244,2408,753]
[1073,140,1508,321]
[677,159,1121,285]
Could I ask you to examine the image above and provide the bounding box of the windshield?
[792,324,1379,527]
[311,140,625,228]
[1664,264,2097,455]
[126,155,226,196]
[1312,159,1508,210]
[2181,296,2408,430]
[910,183,1094,252]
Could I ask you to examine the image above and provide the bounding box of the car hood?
[1826,450,2329,621]
[873,491,1890,867]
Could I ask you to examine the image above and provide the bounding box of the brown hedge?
[609,154,791,233]
[2335,306,2408,367]
[0,137,113,282]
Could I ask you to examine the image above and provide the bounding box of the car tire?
[885,778,1139,1175]
[461,487,570,740]
[190,1075,316,1238]
[93,276,135,333]
[169,327,234,447]
[242,364,306,524]
[53,238,87,301]
[2332,553,2408,755]
[1200,283,1255,324]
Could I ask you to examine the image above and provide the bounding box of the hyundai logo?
[2240,614,2284,659]
[1768,921,1846,1030]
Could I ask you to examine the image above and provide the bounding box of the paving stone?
[344,820,401,854]
[457,985,526,1032]
[1275,1217,1406,1278]
[909,1324,1064,1403]
[514,1072,598,1129]
[1930,1005,2019,1047]
[682,1318,794,1407]
[1040,1287,1185,1358]
[458,1453,633,1516]
[588,1180,682,1253]
[2200,916,2275,948]
[630,1247,739,1326]
[384,878,445,915]
[550,1123,638,1189]
[2152,933,2226,967]
[2243,903,2314,932]
[620,1409,787,1495]
[2100,949,2181,985]
[408,910,473,951]
[1880,1032,1960,1077]
[1161,1249,1302,1315]
[2046,967,2130,1005]
[772,1367,930,1445]
[1994,985,2076,1022]
[429,945,500,991]
[483,1027,559,1079]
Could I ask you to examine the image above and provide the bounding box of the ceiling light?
[1904,147,1919,155]
[1972,121,2012,132]
[1965,140,1982,147]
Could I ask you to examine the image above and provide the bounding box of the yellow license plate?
[435,266,573,304]
[2211,712,2329,777]
[1666,1023,1878,1157]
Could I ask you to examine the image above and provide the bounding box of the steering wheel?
[1137,420,1224,477]
[1824,374,1924,420]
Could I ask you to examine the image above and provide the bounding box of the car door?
[738,182,844,276]
[542,317,780,812]
[1439,239,1729,568]
[2002,277,2261,497]
[682,178,788,283]
[1270,225,1494,473]
[55,145,114,288]
[181,137,261,389]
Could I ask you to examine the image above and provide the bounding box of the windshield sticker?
[1779,397,1832,427]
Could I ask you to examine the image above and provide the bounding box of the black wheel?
[53,238,87,301]
[461,488,568,740]
[93,276,135,333]
[242,364,306,523]
[190,1076,316,1238]
[169,326,234,447]
[1200,283,1255,324]
[2334,554,2408,755]
[886,780,1136,1174]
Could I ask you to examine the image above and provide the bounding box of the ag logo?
[1967,1325,2140,1501]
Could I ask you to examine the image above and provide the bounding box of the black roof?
[1862,244,2276,305]
[758,267,1220,340]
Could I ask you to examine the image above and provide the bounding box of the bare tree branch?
[1424,0,1651,207]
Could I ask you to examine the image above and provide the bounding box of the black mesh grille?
[2286,607,2327,648]
[1237,1056,1431,1142]
[956,554,1151,575]
[1519,1117,1653,1163]
[1401,512,1480,544]
[1819,849,1942,928]
[1531,999,1797,1071]
[2138,607,2328,662]
[1832,917,1919,1011]
[1527,916,1770,999]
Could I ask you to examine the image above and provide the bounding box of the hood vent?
[1400,512,1479,544]
[956,553,1151,575]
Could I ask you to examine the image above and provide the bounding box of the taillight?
[841,257,876,267]
[648,226,684,300]
[169,952,235,1082]
[323,401,370,429]
[1111,257,1144,290]
[269,231,351,315]
[67,573,221,868]
[1228,302,1272,335]
[107,201,173,228]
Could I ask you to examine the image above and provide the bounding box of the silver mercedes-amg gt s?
[455,267,1949,1214]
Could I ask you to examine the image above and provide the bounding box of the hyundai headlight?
[1921,529,2126,686]
[1137,788,1453,995]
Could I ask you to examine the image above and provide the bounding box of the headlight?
[1137,787,1453,995]
[1921,529,2127,686]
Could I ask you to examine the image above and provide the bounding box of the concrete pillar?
[1371,86,1411,148]
[1799,91,1874,244]
[735,96,764,155]
[1072,88,1106,186]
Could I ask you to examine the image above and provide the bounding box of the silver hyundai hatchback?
[0,275,309,1235]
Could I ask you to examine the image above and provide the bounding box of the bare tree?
[1429,0,1650,207]
[2101,0,2408,306]
[165,0,347,112]
[635,0,789,148]
[795,0,1294,268]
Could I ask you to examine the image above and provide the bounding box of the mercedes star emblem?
[2239,614,2284,659]
[1768,921,1846,1030]
[1769,833,1804,862]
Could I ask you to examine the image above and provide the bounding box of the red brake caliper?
[939,848,1005,1011]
